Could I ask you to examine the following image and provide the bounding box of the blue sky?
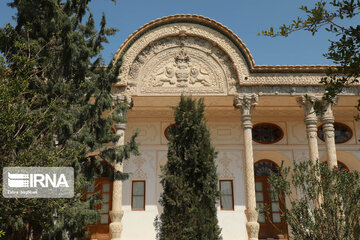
[0,0,352,65]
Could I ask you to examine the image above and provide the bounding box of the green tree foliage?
[260,0,360,116]
[155,97,221,240]
[268,160,360,240]
[0,1,138,239]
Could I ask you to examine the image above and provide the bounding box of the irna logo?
[7,172,69,188]
[3,167,74,198]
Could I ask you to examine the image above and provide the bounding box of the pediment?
[112,15,340,97]
[114,16,251,96]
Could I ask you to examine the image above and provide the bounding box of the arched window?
[254,160,280,177]
[252,123,284,144]
[254,160,288,239]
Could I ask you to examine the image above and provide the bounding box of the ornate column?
[297,95,320,164]
[320,98,338,169]
[109,95,132,240]
[234,94,259,240]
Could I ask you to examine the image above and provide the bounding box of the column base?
[246,221,260,240]
[109,222,123,240]
[109,210,124,240]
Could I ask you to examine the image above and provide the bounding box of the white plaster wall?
[122,121,249,240]
[216,150,248,240]
[121,117,360,240]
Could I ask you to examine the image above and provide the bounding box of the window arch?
[254,160,280,177]
[337,161,349,171]
[164,124,175,141]
[322,161,349,171]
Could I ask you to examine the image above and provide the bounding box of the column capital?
[112,95,132,108]
[233,94,258,116]
[319,97,338,124]
[297,95,319,118]
[115,123,126,131]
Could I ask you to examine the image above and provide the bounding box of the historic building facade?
[88,15,360,240]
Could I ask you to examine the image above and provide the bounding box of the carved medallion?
[122,33,240,95]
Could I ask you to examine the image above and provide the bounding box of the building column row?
[234,94,338,240]
[297,95,338,169]
[109,94,338,240]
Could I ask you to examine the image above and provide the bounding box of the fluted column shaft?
[234,94,259,240]
[110,96,131,240]
[297,95,320,164]
[320,99,338,169]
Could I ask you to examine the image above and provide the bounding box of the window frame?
[85,177,113,225]
[131,180,146,211]
[219,179,234,211]
[252,123,284,144]
[254,159,288,239]
[164,124,175,141]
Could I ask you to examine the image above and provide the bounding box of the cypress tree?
[0,1,138,239]
[155,96,222,240]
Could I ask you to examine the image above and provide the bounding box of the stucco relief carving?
[294,151,309,163]
[233,94,258,117]
[117,23,245,95]
[132,156,147,179]
[238,85,359,95]
[208,123,243,144]
[149,47,212,88]
[245,73,325,86]
[125,123,160,144]
[218,153,234,179]
[131,37,237,95]
[288,122,307,144]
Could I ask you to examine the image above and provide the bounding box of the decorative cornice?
[114,14,335,74]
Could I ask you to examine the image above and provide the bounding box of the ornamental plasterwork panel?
[125,122,160,144]
[128,151,155,180]
[218,152,234,179]
[244,73,325,86]
[132,156,147,179]
[216,151,244,171]
[293,150,309,163]
[245,73,360,87]
[287,121,307,144]
[208,122,243,144]
[117,23,247,95]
